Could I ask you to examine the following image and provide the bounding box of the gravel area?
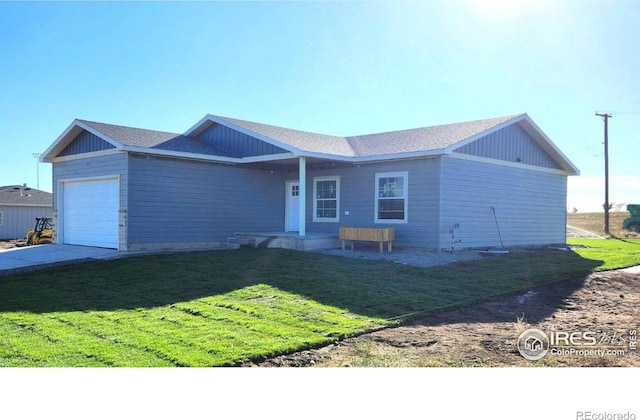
[312,246,483,268]
[566,225,605,239]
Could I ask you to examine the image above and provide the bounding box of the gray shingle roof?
[74,113,525,160]
[212,114,523,157]
[213,116,355,156]
[346,114,522,156]
[79,120,237,157]
[43,112,578,174]
[0,186,52,206]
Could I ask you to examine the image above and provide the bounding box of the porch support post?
[298,156,306,237]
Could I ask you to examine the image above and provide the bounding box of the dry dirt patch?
[250,269,639,367]
[0,240,23,250]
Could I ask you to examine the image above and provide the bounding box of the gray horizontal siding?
[59,130,115,157]
[0,206,53,240]
[304,158,441,248]
[440,156,567,249]
[127,155,287,246]
[196,123,288,158]
[455,123,562,169]
[127,156,442,249]
[53,153,128,211]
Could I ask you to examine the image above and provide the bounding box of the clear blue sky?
[1,1,638,211]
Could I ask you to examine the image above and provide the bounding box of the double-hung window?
[375,172,408,223]
[313,176,340,222]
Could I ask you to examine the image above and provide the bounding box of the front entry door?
[286,181,300,232]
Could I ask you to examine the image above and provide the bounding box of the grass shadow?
[0,247,603,321]
[405,274,590,329]
[609,236,640,245]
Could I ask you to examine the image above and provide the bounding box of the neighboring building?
[41,113,579,251]
[0,185,53,240]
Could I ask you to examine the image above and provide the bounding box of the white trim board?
[447,153,576,176]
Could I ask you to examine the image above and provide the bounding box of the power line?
[603,111,639,116]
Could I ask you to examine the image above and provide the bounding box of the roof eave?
[351,149,446,163]
[283,149,445,163]
[122,146,241,164]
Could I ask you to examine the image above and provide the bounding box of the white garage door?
[63,178,119,249]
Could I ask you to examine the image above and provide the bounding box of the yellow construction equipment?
[26,217,53,245]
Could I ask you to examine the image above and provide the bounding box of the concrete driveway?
[622,265,640,274]
[0,244,121,273]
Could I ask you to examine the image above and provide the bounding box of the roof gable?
[194,121,288,158]
[186,115,354,157]
[59,129,115,157]
[454,121,563,170]
[42,120,236,161]
[185,114,527,159]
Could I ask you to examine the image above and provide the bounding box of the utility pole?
[595,112,612,235]
[32,153,41,190]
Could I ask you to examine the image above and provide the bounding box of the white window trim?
[0,210,3,226]
[313,176,340,223]
[374,171,408,224]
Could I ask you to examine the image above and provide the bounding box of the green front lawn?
[567,238,640,270]
[1,239,638,367]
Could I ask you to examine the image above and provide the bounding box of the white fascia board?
[519,115,580,175]
[291,151,353,162]
[448,152,577,176]
[75,121,122,149]
[41,120,83,162]
[239,152,296,163]
[125,147,295,165]
[122,146,241,164]
[290,149,446,163]
[50,149,124,163]
[48,143,294,165]
[123,147,442,165]
[183,114,215,137]
[41,120,123,162]
[350,149,447,163]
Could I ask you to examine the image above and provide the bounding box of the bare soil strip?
[251,268,639,367]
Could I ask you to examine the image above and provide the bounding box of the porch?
[233,231,340,251]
